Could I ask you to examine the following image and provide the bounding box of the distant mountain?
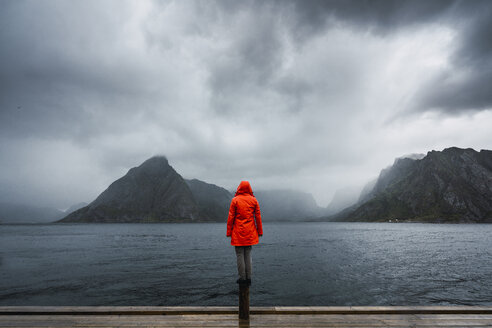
[0,202,64,224]
[255,190,323,221]
[357,178,377,204]
[57,155,327,223]
[326,186,361,215]
[330,147,492,223]
[58,156,199,223]
[64,202,88,215]
[185,179,232,221]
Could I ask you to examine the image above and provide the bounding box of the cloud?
[0,0,491,208]
[276,0,455,37]
[416,1,492,113]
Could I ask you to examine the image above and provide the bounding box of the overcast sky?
[1,0,491,209]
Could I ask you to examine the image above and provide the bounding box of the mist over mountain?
[64,202,88,215]
[255,190,324,221]
[15,147,492,224]
[323,154,427,216]
[0,202,65,224]
[357,178,378,204]
[325,187,362,216]
[330,147,492,223]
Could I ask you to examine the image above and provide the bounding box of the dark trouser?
[235,246,252,280]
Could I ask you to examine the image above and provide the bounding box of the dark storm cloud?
[202,1,290,114]
[417,1,492,112]
[0,0,491,209]
[208,0,492,114]
[280,0,454,36]
[0,0,159,141]
[303,0,492,114]
[1,0,488,142]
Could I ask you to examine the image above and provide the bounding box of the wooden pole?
[238,283,249,320]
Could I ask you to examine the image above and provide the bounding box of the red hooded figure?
[227,181,263,246]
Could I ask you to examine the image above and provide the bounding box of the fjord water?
[0,222,490,306]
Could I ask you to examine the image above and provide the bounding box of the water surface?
[0,222,490,306]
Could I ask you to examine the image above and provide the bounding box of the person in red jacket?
[227,180,263,286]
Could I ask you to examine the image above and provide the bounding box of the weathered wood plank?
[1,307,492,328]
[273,306,492,314]
[1,315,492,327]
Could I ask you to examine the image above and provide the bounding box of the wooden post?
[238,283,250,320]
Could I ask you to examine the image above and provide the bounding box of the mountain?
[58,156,199,223]
[0,202,65,224]
[185,179,232,221]
[64,202,88,215]
[255,189,323,221]
[357,178,377,204]
[57,155,325,223]
[330,147,492,223]
[326,186,362,215]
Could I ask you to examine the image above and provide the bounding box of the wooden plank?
[1,314,492,327]
[272,306,492,314]
[1,321,490,328]
[1,308,492,328]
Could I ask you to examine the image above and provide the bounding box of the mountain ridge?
[59,156,200,223]
[57,157,323,223]
[328,147,492,223]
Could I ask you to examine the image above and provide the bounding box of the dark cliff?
[331,147,492,223]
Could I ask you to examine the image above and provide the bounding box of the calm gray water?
[0,222,490,306]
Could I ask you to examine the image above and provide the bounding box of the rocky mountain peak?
[58,156,198,223]
[332,147,492,223]
[138,156,169,169]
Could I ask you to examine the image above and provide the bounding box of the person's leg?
[244,246,252,280]
[235,246,246,280]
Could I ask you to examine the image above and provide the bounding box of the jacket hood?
[235,180,254,197]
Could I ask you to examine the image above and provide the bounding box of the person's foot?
[236,278,248,285]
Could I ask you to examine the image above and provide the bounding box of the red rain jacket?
[226,181,263,246]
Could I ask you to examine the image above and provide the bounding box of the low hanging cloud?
[416,1,492,113]
[0,0,491,208]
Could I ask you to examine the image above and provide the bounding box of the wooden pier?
[1,306,492,327]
